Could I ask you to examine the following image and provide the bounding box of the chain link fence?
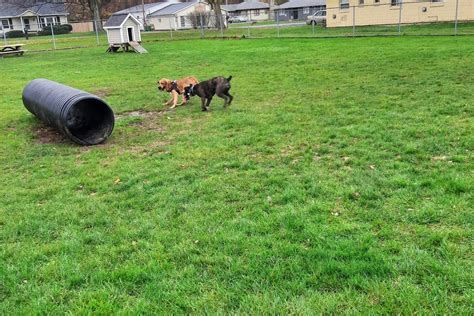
[1,0,473,52]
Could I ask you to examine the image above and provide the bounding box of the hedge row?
[38,24,72,35]
[5,24,72,38]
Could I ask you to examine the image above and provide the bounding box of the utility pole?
[142,0,146,29]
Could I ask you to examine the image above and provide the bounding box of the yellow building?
[326,0,474,27]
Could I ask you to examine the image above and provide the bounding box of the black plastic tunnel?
[23,79,115,145]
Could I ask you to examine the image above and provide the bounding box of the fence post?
[200,14,204,38]
[276,10,280,37]
[94,20,100,45]
[2,26,6,45]
[398,0,402,35]
[247,16,250,38]
[312,13,315,36]
[220,14,224,37]
[352,5,356,36]
[50,24,56,49]
[169,17,173,39]
[454,0,459,35]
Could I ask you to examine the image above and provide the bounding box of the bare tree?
[206,0,224,29]
[68,0,108,30]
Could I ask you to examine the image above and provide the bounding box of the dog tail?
[227,75,233,82]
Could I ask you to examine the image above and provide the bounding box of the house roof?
[104,13,142,28]
[149,1,198,16]
[115,1,178,14]
[277,0,325,9]
[117,3,162,14]
[221,4,237,12]
[0,2,68,18]
[222,1,269,12]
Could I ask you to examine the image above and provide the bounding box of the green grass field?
[1,36,473,313]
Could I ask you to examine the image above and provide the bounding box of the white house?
[148,1,218,30]
[114,0,180,30]
[0,2,68,34]
[222,1,270,22]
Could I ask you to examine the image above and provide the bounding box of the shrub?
[62,24,73,32]
[5,30,25,38]
[38,24,72,36]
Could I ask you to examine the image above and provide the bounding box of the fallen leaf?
[114,178,121,185]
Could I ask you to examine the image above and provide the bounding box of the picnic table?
[0,44,26,57]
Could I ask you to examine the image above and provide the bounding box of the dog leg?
[201,98,207,111]
[164,97,173,106]
[179,94,187,106]
[170,91,178,109]
[203,97,212,111]
[217,92,231,108]
[227,93,233,106]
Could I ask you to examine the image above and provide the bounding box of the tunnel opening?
[65,98,115,145]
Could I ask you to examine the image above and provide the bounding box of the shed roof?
[277,0,325,9]
[0,2,68,18]
[104,13,142,28]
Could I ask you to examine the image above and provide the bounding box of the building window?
[180,16,185,27]
[40,17,60,27]
[374,0,380,3]
[359,0,364,4]
[279,11,286,16]
[1,19,10,29]
[158,18,162,23]
[340,0,349,10]
[391,0,401,6]
[431,0,442,2]
[254,10,260,16]
[303,8,309,14]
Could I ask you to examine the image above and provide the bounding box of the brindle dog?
[184,76,233,111]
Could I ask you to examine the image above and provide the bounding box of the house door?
[24,18,30,30]
[127,27,134,42]
[291,10,298,20]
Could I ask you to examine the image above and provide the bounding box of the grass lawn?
[0,36,473,313]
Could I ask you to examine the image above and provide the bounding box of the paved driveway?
[229,22,306,29]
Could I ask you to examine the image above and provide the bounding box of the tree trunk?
[213,2,223,29]
[208,0,224,29]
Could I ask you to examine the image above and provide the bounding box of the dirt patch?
[116,110,169,132]
[32,122,70,144]
[92,88,112,99]
[115,110,159,120]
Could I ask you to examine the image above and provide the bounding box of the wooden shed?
[103,13,147,53]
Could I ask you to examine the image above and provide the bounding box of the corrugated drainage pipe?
[23,79,115,145]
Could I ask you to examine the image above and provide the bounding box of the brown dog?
[157,77,199,109]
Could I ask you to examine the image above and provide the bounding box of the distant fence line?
[1,3,473,52]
